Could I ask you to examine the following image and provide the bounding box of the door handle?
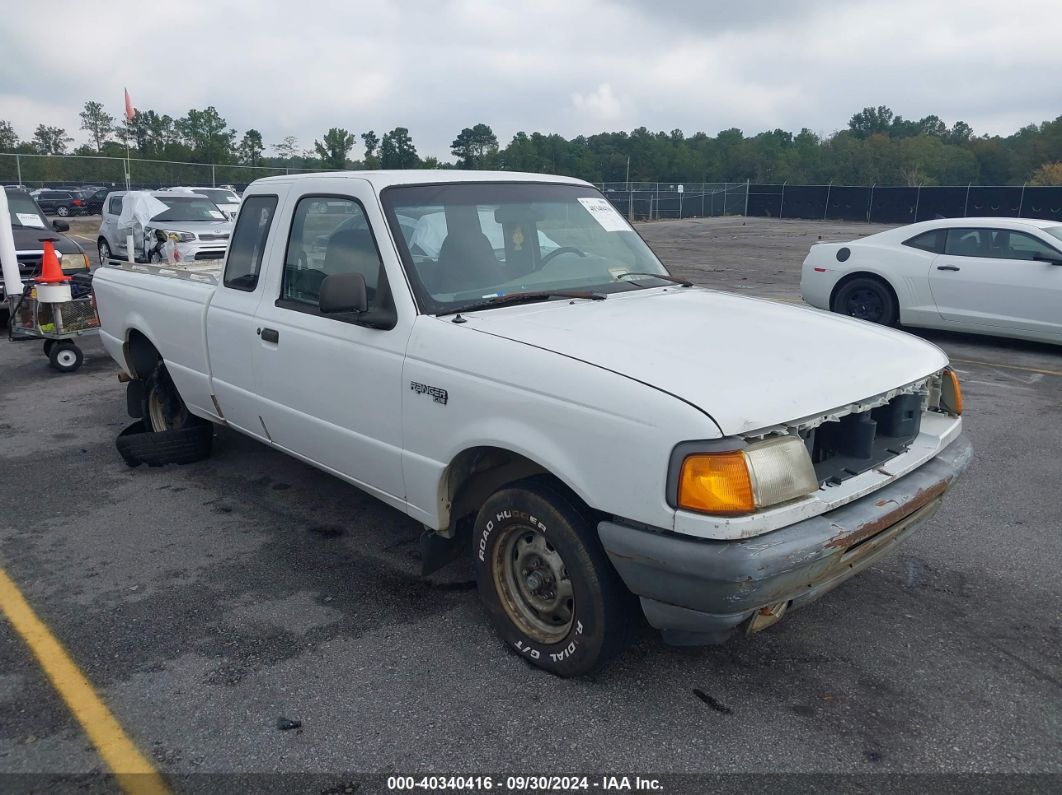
[259,327,280,343]
[936,265,961,271]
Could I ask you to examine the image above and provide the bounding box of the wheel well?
[125,329,161,379]
[829,271,899,314]
[440,446,592,535]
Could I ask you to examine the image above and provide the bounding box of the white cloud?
[571,83,629,124]
[0,0,1059,160]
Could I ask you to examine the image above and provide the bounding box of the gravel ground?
[0,217,1059,793]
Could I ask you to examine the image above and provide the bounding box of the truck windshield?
[4,190,49,229]
[194,189,239,205]
[381,182,670,314]
[151,196,227,222]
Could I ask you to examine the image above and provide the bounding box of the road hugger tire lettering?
[472,477,633,677]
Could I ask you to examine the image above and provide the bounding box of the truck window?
[223,195,278,291]
[280,195,387,311]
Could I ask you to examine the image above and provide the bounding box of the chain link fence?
[0,152,328,192]
[5,155,1060,224]
[596,182,749,220]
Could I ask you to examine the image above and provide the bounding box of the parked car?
[801,217,1062,345]
[1,186,90,320]
[163,186,241,218]
[81,187,112,215]
[92,171,971,676]
[34,190,87,217]
[96,191,233,263]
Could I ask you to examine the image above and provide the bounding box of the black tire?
[98,239,111,264]
[48,342,83,372]
[832,276,898,326]
[141,361,197,432]
[115,420,213,468]
[473,478,632,677]
[43,339,56,357]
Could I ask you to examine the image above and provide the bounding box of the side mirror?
[52,219,70,232]
[1033,253,1062,266]
[319,271,368,314]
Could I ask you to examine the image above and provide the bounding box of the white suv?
[97,191,234,264]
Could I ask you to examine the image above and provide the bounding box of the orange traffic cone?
[37,239,70,283]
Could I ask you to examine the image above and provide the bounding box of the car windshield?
[151,196,228,222]
[4,190,49,229]
[382,182,670,314]
[194,189,239,205]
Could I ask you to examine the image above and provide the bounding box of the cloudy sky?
[3,0,1061,159]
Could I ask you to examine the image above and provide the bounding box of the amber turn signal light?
[677,451,756,515]
[943,368,963,416]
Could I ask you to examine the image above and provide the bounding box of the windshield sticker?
[577,197,628,232]
[208,210,225,219]
[16,212,45,228]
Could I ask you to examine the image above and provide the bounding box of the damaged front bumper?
[598,435,973,645]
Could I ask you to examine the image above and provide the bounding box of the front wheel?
[832,276,897,326]
[473,479,632,677]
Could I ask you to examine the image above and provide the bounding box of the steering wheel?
[540,246,587,266]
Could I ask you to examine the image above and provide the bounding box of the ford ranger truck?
[91,171,973,676]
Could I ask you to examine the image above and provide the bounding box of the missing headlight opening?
[804,393,923,486]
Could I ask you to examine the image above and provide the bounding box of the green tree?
[0,120,18,152]
[380,127,419,169]
[361,130,380,168]
[848,106,895,139]
[314,127,355,170]
[79,101,115,152]
[238,129,264,166]
[272,135,300,162]
[32,125,73,155]
[1029,161,1062,185]
[175,106,236,163]
[450,123,499,168]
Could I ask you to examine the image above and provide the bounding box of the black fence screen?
[744,184,1062,223]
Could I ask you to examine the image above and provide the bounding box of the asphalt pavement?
[0,217,1059,792]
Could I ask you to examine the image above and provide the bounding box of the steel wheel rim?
[846,287,884,321]
[55,348,77,367]
[492,524,574,644]
[147,385,186,431]
[57,206,69,216]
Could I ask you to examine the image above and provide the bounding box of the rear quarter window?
[902,229,946,253]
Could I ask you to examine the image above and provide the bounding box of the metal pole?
[1018,182,1026,217]
[913,184,921,222]
[628,186,633,221]
[963,183,971,217]
[823,181,832,220]
[867,184,875,223]
[212,164,216,187]
[744,180,750,217]
[16,154,21,186]
[779,181,786,219]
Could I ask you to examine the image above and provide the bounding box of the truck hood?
[465,288,948,435]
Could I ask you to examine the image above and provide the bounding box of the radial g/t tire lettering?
[473,477,633,677]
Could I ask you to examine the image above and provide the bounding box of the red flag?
[124,88,135,121]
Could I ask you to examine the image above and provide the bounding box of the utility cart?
[8,276,100,372]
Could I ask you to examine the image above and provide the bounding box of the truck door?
[205,193,281,439]
[251,184,408,503]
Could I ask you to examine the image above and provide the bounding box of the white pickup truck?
[93,171,972,676]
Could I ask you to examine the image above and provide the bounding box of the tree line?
[1,101,1060,186]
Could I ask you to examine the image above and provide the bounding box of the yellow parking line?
[950,358,1062,378]
[0,568,171,795]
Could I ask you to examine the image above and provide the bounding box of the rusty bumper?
[598,435,973,645]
